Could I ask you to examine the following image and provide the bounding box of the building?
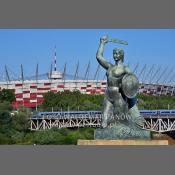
[0,79,175,108]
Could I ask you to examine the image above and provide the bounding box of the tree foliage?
[40,90,103,111]
[0,101,13,111]
[138,94,175,109]
[0,89,15,103]
[41,91,175,111]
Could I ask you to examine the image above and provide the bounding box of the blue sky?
[0,29,174,79]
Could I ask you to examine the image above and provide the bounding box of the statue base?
[94,122,151,140]
[77,133,175,145]
[77,139,171,145]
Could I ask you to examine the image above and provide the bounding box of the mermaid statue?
[94,36,150,139]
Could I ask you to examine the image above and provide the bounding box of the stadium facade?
[0,79,175,108]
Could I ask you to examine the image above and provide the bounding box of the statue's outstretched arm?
[96,36,112,70]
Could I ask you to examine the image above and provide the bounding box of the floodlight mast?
[144,64,154,84]
[20,64,24,107]
[5,65,10,89]
[36,63,39,111]
[138,64,146,82]
[63,62,67,87]
[94,64,100,92]
[150,65,161,84]
[133,62,139,74]
[84,61,90,81]
[74,61,79,90]
[54,45,57,71]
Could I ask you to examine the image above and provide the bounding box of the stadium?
[0,49,175,109]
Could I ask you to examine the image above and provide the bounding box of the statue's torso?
[106,64,126,88]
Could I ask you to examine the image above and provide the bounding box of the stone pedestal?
[77,134,175,145]
[77,139,170,145]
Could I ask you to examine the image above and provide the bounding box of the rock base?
[94,123,151,140]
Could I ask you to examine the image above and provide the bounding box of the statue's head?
[113,48,124,62]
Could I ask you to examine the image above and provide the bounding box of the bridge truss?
[30,114,175,133]
[30,115,101,131]
[143,117,175,133]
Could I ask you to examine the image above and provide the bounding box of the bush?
[31,128,95,145]
[33,128,66,145]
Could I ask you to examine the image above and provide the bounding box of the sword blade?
[108,38,128,45]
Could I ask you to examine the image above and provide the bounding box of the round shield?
[121,73,139,98]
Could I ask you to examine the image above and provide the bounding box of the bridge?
[30,110,175,133]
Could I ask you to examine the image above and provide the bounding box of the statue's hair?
[113,48,124,62]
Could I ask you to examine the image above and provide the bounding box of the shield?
[121,73,139,98]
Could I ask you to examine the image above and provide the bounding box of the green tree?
[0,89,15,103]
[0,111,12,136]
[12,112,30,132]
[0,101,13,111]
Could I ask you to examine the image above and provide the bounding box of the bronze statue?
[95,36,148,139]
